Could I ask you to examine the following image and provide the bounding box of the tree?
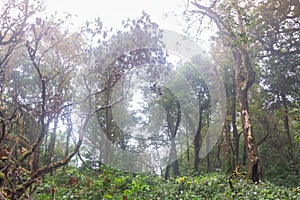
[0,2,88,197]
[1,0,40,145]
[80,12,170,172]
[181,56,210,172]
[210,41,238,172]
[185,0,262,182]
[253,0,300,174]
[149,86,181,179]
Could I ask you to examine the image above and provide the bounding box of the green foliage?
[34,167,300,199]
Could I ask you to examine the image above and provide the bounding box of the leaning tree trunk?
[233,0,262,182]
[234,48,262,182]
[238,88,261,182]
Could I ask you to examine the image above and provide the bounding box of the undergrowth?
[33,166,300,200]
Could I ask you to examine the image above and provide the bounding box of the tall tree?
[155,86,181,179]
[253,0,300,174]
[80,13,169,172]
[186,0,262,182]
[184,56,210,172]
[210,41,237,172]
[0,2,88,197]
[0,0,41,145]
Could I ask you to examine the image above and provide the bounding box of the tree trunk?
[222,120,231,173]
[172,100,181,177]
[217,140,222,169]
[234,2,262,181]
[231,85,239,167]
[164,164,170,180]
[171,140,180,177]
[47,115,58,164]
[194,107,204,171]
[242,140,247,167]
[206,153,211,173]
[190,0,262,183]
[233,44,262,183]
[183,111,196,167]
[164,139,179,179]
[64,121,72,170]
[65,123,71,157]
[165,98,181,179]
[282,94,296,174]
[238,89,262,182]
[206,111,211,173]
[185,124,190,163]
[103,88,113,164]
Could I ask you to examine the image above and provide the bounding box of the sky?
[43,0,215,52]
[44,0,187,33]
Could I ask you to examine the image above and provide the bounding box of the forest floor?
[33,166,300,200]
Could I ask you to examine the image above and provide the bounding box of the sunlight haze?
[45,0,186,31]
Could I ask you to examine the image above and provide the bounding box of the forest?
[0,0,299,199]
